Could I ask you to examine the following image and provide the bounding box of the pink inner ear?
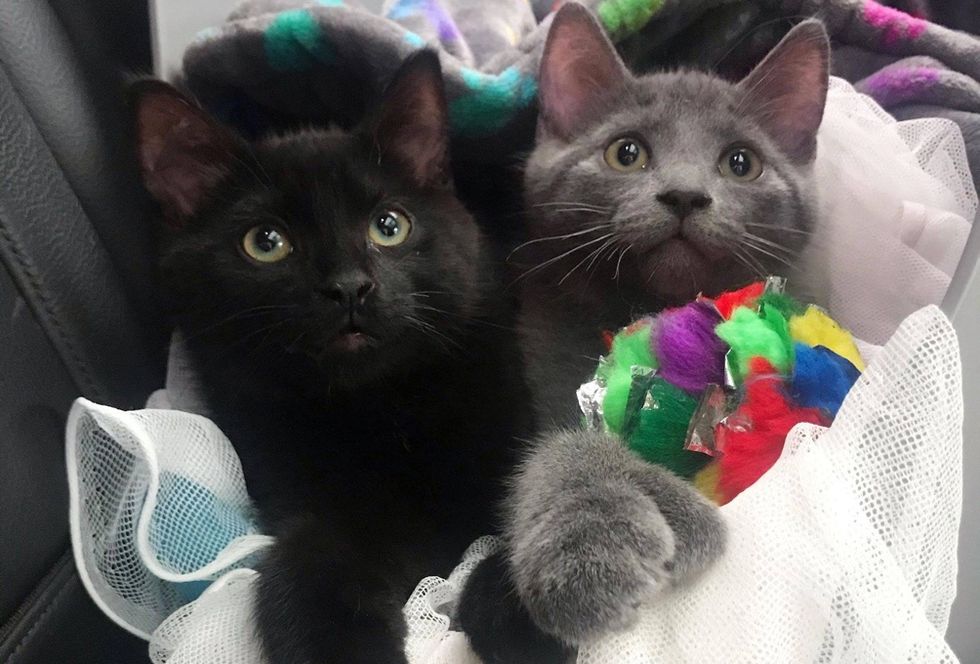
[738,23,829,162]
[390,91,448,186]
[539,7,627,139]
[374,55,450,188]
[136,90,236,221]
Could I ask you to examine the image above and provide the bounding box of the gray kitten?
[521,7,830,426]
[459,7,830,662]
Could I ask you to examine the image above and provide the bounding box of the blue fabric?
[148,472,258,599]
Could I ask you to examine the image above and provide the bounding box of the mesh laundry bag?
[66,403,274,641]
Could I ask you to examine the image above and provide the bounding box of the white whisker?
[507,223,613,259]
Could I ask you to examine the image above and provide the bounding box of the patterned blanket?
[180,0,980,188]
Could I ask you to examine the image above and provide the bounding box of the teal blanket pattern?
[181,0,980,178]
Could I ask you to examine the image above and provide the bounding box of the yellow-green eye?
[604,138,649,172]
[242,225,292,263]
[368,209,412,247]
[720,147,764,181]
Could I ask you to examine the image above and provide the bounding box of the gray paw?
[628,458,727,585]
[505,429,726,645]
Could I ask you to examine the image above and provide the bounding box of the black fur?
[458,551,572,664]
[135,53,534,663]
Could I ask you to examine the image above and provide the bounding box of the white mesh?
[148,570,265,664]
[574,306,963,663]
[66,403,273,640]
[67,306,962,663]
[800,78,976,345]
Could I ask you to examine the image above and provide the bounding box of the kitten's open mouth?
[329,325,376,352]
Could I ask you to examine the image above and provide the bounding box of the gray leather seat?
[0,0,166,661]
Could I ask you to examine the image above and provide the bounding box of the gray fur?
[505,429,726,644]
[501,10,827,647]
[517,13,830,426]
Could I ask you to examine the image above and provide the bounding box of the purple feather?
[654,301,727,394]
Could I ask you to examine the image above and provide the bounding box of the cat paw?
[627,459,727,587]
[254,515,410,664]
[457,551,572,664]
[505,429,725,645]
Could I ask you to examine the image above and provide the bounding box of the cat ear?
[738,20,830,163]
[131,80,241,224]
[538,4,628,140]
[372,50,451,189]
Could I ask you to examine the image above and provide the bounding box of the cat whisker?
[542,207,613,215]
[405,314,464,353]
[287,329,310,352]
[182,304,301,341]
[512,232,616,285]
[559,237,618,285]
[507,224,613,259]
[211,318,297,364]
[743,223,813,236]
[410,289,466,298]
[645,258,666,286]
[413,303,516,332]
[732,247,768,277]
[586,238,619,271]
[741,239,795,268]
[532,201,612,211]
[614,244,633,282]
[741,232,796,256]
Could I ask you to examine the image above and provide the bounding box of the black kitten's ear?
[131,80,241,223]
[738,20,830,163]
[372,50,451,189]
[538,4,628,140]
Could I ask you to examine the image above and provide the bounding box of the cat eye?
[242,225,293,263]
[719,147,764,181]
[604,137,649,172]
[368,209,412,247]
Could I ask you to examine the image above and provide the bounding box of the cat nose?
[657,190,712,219]
[322,276,375,307]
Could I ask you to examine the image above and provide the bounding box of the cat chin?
[642,238,712,301]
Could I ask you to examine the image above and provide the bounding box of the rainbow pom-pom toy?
[578,278,865,505]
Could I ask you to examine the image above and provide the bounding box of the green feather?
[716,306,793,382]
[601,322,657,433]
[602,369,634,435]
[597,0,665,39]
[609,321,658,372]
[757,292,806,319]
[626,378,707,479]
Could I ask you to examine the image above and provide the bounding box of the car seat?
[0,1,167,662]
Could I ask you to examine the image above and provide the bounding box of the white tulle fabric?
[67,306,962,663]
[801,78,976,345]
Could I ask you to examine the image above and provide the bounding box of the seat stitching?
[0,216,103,401]
[5,572,76,662]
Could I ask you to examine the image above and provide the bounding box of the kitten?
[521,8,829,427]
[459,7,830,662]
[133,52,534,664]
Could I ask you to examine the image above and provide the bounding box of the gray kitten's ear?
[131,80,241,225]
[372,50,451,189]
[738,19,830,163]
[538,3,627,140]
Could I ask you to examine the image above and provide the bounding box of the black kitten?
[133,52,533,664]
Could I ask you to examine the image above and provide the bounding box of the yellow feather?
[789,306,866,371]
